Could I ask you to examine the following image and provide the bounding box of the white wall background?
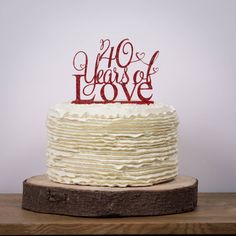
[1,0,236,193]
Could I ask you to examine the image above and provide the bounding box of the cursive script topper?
[72,39,159,104]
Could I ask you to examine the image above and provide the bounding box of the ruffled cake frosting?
[46,102,179,187]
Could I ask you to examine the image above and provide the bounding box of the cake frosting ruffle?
[46,102,179,187]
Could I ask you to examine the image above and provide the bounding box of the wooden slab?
[22,175,198,217]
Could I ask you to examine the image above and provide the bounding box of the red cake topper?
[72,39,159,104]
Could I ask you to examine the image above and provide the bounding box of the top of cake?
[48,102,177,119]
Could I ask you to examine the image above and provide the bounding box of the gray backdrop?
[1,0,236,193]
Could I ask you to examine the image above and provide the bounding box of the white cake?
[46,102,179,187]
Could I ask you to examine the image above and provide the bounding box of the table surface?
[0,193,236,235]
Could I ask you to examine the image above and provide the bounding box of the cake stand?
[22,175,198,217]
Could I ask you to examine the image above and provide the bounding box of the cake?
[46,102,179,187]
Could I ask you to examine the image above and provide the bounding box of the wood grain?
[1,193,236,234]
[22,175,198,217]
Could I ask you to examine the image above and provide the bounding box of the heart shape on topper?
[136,52,145,60]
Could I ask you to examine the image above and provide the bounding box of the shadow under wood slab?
[22,175,198,217]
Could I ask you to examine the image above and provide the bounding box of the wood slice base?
[22,175,198,217]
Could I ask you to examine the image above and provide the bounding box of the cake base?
[22,175,198,217]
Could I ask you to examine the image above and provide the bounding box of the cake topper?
[72,39,159,104]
